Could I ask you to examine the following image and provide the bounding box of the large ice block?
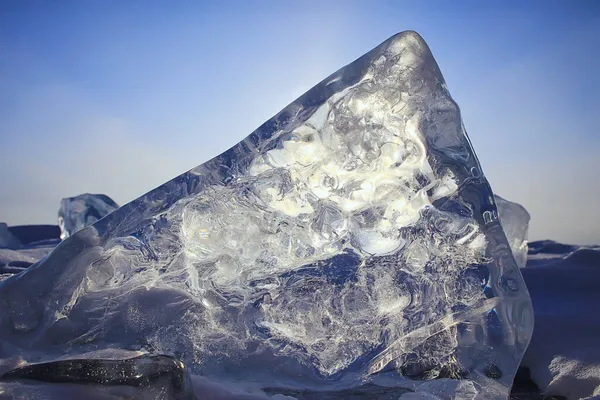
[57,193,119,239]
[0,31,533,398]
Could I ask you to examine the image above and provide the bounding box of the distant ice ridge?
[57,193,118,239]
[0,31,534,399]
[495,195,530,268]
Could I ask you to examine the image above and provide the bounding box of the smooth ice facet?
[495,195,530,268]
[0,31,534,398]
[57,193,119,239]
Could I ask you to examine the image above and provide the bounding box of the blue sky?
[1,1,599,244]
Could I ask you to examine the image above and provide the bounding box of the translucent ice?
[0,223,21,250]
[495,195,530,268]
[0,31,533,398]
[57,193,118,239]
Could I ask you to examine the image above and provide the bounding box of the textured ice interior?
[495,195,530,269]
[0,31,533,398]
[57,193,119,239]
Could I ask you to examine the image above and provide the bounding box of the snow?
[521,242,600,399]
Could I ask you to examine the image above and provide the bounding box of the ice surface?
[57,193,118,239]
[0,31,533,398]
[495,195,530,268]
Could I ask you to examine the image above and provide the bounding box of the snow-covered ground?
[520,242,600,399]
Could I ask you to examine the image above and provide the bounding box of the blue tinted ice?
[0,31,533,398]
[57,193,119,239]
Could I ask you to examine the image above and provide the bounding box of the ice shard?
[57,193,119,239]
[0,223,21,250]
[495,195,530,269]
[0,31,533,398]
